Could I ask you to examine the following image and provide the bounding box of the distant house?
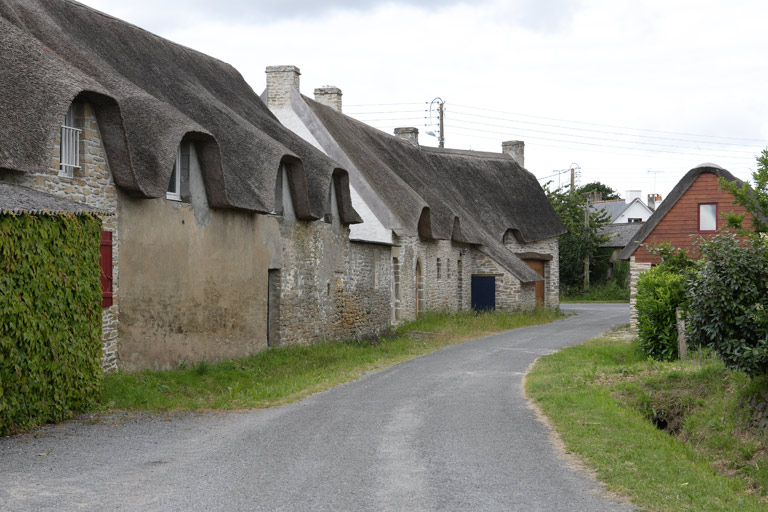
[591,192,656,224]
[618,164,753,328]
[263,66,565,315]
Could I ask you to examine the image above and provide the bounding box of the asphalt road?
[1,303,633,512]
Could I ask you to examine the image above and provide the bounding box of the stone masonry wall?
[276,217,393,344]
[0,102,120,372]
[471,235,559,311]
[394,236,472,322]
[504,235,560,308]
[629,256,652,331]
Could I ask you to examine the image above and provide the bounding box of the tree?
[545,182,611,291]
[720,148,768,234]
[580,181,621,201]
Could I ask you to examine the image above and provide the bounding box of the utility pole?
[569,163,580,194]
[429,97,445,148]
[583,194,590,292]
[438,101,445,148]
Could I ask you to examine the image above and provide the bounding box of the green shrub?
[635,266,686,361]
[0,213,103,435]
[687,233,768,376]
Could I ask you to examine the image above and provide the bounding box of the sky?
[78,0,768,202]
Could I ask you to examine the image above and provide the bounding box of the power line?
[445,124,756,160]
[448,108,765,148]
[451,103,768,144]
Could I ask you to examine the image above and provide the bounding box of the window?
[436,258,442,279]
[166,145,182,201]
[628,218,642,223]
[699,203,717,232]
[100,231,113,307]
[59,104,81,178]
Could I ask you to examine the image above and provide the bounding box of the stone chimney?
[647,193,661,210]
[502,140,524,167]
[265,65,301,109]
[314,86,343,112]
[394,127,419,147]
[626,190,641,202]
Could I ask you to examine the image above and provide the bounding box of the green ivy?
[0,213,103,435]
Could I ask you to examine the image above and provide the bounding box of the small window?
[324,183,333,223]
[628,218,642,223]
[699,203,717,232]
[436,258,442,279]
[59,104,81,178]
[167,145,182,201]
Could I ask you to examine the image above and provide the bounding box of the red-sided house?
[618,164,753,328]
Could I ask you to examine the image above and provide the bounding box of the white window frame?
[699,203,717,232]
[59,105,81,178]
[166,146,182,201]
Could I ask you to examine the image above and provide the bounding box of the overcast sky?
[79,0,768,201]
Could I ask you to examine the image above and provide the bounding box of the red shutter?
[100,231,113,307]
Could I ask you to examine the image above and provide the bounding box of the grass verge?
[526,328,768,511]
[102,308,561,411]
[560,282,629,303]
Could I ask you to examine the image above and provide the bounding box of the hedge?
[0,213,103,435]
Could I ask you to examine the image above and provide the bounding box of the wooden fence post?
[676,308,687,361]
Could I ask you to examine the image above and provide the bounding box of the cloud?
[84,0,477,31]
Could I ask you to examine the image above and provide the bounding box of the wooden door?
[524,259,545,307]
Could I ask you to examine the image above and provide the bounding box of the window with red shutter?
[100,231,113,307]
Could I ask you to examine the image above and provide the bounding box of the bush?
[687,233,768,376]
[0,214,103,435]
[635,266,686,361]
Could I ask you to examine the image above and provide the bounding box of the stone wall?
[629,256,653,331]
[394,236,472,322]
[470,235,559,311]
[275,217,393,344]
[0,102,120,372]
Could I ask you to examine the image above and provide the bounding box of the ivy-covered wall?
[0,213,103,435]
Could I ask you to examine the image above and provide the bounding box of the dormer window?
[59,104,81,178]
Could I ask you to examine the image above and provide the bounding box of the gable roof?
[0,0,361,223]
[0,181,107,215]
[296,95,565,282]
[617,164,743,260]
[599,222,644,248]
[591,200,628,222]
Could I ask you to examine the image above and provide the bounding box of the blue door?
[471,275,495,311]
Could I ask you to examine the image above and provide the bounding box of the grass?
[560,282,629,303]
[102,308,562,411]
[526,328,768,511]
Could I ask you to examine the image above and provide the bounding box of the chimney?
[394,127,419,147]
[626,190,641,202]
[265,65,301,109]
[647,193,661,210]
[502,140,524,167]
[314,86,343,112]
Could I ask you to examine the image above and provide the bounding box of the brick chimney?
[314,86,343,112]
[265,65,301,109]
[394,127,419,147]
[502,140,524,167]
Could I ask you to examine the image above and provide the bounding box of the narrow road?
[1,303,632,511]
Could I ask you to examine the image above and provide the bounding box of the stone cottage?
[0,0,397,370]
[264,66,565,319]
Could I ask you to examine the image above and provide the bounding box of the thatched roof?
[0,182,107,215]
[0,0,361,223]
[617,164,743,260]
[599,222,644,249]
[300,96,565,282]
